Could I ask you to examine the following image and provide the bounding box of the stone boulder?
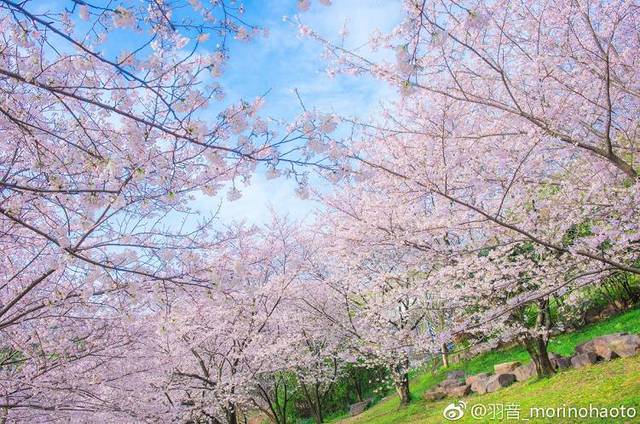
[435,372,470,398]
[446,370,465,380]
[349,400,369,417]
[465,372,490,386]
[423,389,447,401]
[543,352,572,371]
[470,373,493,394]
[445,384,471,398]
[575,333,640,360]
[575,340,595,355]
[551,356,572,370]
[571,352,599,368]
[485,373,516,393]
[598,346,620,361]
[513,362,536,382]
[576,335,618,359]
[494,361,521,374]
[439,377,465,388]
[609,336,640,357]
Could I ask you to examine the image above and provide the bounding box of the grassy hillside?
[331,307,640,424]
[336,356,640,423]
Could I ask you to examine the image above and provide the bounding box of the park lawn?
[331,307,640,424]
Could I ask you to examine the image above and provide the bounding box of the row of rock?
[424,332,640,402]
[575,332,640,360]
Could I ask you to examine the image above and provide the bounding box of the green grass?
[329,307,640,424]
[337,356,640,423]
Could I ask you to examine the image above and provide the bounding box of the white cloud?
[197,0,403,225]
[192,174,319,226]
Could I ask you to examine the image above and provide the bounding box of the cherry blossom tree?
[3,0,639,420]
[302,0,639,275]
[294,0,639,373]
[0,1,331,420]
[283,308,344,424]
[434,239,604,377]
[298,184,452,406]
[144,220,323,424]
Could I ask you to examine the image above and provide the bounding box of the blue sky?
[192,0,402,225]
[55,0,401,226]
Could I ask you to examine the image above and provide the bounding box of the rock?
[597,346,619,361]
[576,333,627,352]
[469,372,495,394]
[465,372,490,386]
[470,378,490,395]
[494,361,521,374]
[551,356,572,370]
[349,401,369,416]
[575,333,640,360]
[439,378,465,388]
[609,338,640,357]
[576,335,616,357]
[574,341,597,355]
[446,370,465,380]
[485,373,516,393]
[513,362,536,381]
[446,384,471,398]
[571,352,599,368]
[424,389,447,401]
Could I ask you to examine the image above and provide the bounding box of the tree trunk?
[348,367,364,402]
[255,378,289,424]
[441,342,449,368]
[313,382,323,424]
[395,374,411,407]
[354,379,363,402]
[524,334,555,378]
[523,298,555,378]
[226,405,238,424]
[300,382,323,424]
[393,355,411,407]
